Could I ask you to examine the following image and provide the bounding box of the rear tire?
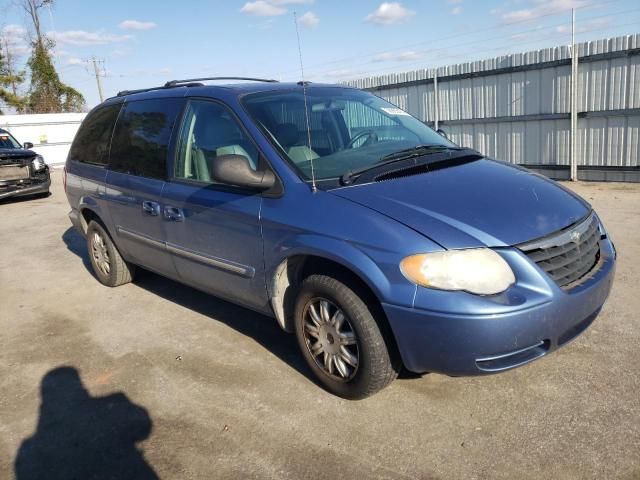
[294,274,398,399]
[86,220,135,287]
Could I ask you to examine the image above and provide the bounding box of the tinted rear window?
[68,104,121,166]
[108,98,183,179]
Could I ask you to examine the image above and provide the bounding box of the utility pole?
[91,56,104,102]
[570,8,578,181]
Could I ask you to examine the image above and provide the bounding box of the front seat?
[195,117,257,176]
[191,122,213,182]
[274,123,319,165]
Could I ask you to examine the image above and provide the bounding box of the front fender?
[266,234,417,309]
[261,189,443,312]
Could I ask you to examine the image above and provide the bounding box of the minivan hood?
[330,158,590,249]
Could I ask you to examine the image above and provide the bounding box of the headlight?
[32,155,46,172]
[400,248,515,295]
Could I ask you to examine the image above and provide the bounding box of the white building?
[0,112,86,167]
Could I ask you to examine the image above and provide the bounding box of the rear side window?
[68,104,121,166]
[108,98,182,179]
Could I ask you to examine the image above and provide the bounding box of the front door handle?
[142,200,160,216]
[163,206,184,222]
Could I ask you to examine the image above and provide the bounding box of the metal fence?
[347,34,640,182]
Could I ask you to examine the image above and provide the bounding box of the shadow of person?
[15,366,158,480]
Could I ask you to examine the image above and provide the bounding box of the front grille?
[0,154,34,165]
[518,214,601,288]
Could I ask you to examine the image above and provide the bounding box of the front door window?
[175,100,259,184]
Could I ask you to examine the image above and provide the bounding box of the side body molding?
[116,226,255,278]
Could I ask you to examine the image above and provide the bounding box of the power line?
[343,22,639,81]
[306,9,640,79]
[277,0,629,78]
[325,20,640,82]
[306,19,574,77]
[306,2,640,80]
[335,13,639,81]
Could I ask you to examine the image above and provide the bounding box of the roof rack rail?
[164,76,278,87]
[116,82,204,97]
[116,77,278,98]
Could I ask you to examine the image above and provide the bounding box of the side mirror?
[23,142,34,149]
[211,154,276,190]
[436,129,448,139]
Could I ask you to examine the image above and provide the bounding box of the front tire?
[294,274,398,399]
[86,220,135,287]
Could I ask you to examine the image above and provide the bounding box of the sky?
[1,0,639,108]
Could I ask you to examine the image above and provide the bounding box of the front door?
[161,99,268,310]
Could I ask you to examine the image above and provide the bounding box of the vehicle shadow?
[61,227,314,383]
[15,366,158,480]
[0,191,50,205]
[62,226,93,271]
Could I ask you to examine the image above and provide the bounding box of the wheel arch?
[79,206,105,235]
[269,251,401,367]
[78,195,110,236]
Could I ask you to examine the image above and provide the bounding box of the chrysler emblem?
[570,230,581,244]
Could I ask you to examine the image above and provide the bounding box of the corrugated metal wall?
[347,34,640,173]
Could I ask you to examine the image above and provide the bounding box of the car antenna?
[293,11,317,192]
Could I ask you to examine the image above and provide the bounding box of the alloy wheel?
[302,298,359,381]
[91,231,111,276]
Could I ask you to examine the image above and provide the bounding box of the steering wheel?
[346,130,378,149]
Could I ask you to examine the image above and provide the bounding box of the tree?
[0,45,27,113]
[21,0,84,113]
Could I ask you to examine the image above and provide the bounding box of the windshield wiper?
[380,144,465,162]
[340,145,465,185]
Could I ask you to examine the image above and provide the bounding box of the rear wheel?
[86,220,135,287]
[294,274,398,399]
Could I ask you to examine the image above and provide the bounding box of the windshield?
[0,131,22,149]
[242,88,455,181]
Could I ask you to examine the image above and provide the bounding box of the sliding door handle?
[142,200,160,216]
[163,206,184,222]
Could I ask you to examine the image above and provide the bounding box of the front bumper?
[383,237,616,375]
[0,169,50,200]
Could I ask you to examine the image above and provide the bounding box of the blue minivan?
[65,78,616,399]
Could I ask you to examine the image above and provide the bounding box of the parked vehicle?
[0,129,50,200]
[64,78,616,399]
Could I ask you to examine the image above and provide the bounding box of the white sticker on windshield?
[381,107,410,116]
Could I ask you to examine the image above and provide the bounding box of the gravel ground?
[1,170,638,480]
